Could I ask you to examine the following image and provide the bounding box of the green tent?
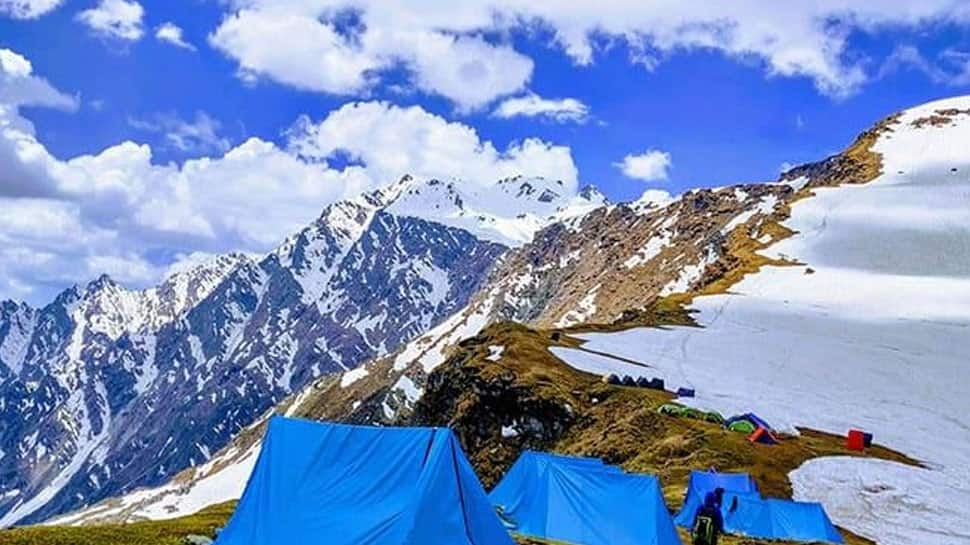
[728,419,757,434]
[683,407,705,420]
[658,403,688,416]
[704,411,725,425]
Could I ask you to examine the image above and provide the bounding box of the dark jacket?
[692,493,725,545]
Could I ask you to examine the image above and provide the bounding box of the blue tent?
[489,451,680,545]
[725,412,774,431]
[215,416,513,545]
[673,470,760,527]
[725,496,844,544]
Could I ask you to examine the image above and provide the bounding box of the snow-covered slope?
[0,175,599,526]
[550,98,970,545]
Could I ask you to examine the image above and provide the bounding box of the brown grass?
[0,502,235,545]
[416,322,917,545]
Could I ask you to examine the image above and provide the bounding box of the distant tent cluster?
[603,373,666,391]
[602,373,699,398]
[216,416,842,545]
[675,470,844,544]
[658,403,724,425]
[659,404,780,445]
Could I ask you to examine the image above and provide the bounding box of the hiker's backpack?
[692,513,716,545]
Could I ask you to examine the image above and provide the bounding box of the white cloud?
[208,4,536,111]
[129,111,230,155]
[0,49,78,198]
[879,45,970,87]
[155,22,196,51]
[404,33,533,113]
[492,93,589,123]
[0,49,78,111]
[208,1,970,106]
[209,8,382,97]
[77,0,145,42]
[0,49,578,302]
[0,0,62,19]
[287,101,578,191]
[615,149,672,182]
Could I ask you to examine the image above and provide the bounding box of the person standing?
[691,492,725,545]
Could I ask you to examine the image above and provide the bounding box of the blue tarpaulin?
[489,451,680,545]
[725,496,844,544]
[673,470,760,527]
[215,416,513,545]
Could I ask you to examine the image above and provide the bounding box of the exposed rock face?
[473,183,793,328]
[0,175,597,525]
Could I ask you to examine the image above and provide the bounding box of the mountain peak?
[383,175,606,246]
[86,273,117,292]
[578,185,607,203]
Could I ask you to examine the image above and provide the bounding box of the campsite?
[2,5,968,545]
[0,322,919,545]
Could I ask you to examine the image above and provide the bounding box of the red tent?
[748,426,779,445]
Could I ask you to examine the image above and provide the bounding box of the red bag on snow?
[846,429,865,451]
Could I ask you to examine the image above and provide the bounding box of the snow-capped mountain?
[385,176,606,246]
[58,97,970,545]
[0,175,604,526]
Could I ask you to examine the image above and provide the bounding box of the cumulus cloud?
[155,22,196,50]
[77,0,145,42]
[0,50,578,302]
[0,49,78,111]
[209,5,533,111]
[287,101,578,191]
[615,149,672,182]
[207,1,970,107]
[492,93,589,123]
[129,111,230,155]
[0,0,62,19]
[0,49,79,198]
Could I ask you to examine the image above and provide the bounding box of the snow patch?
[393,297,494,373]
[623,231,672,269]
[339,367,369,388]
[555,285,600,328]
[391,375,422,405]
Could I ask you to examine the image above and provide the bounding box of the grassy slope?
[0,502,235,545]
[413,321,917,545]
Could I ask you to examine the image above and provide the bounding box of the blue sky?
[1,0,969,303]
